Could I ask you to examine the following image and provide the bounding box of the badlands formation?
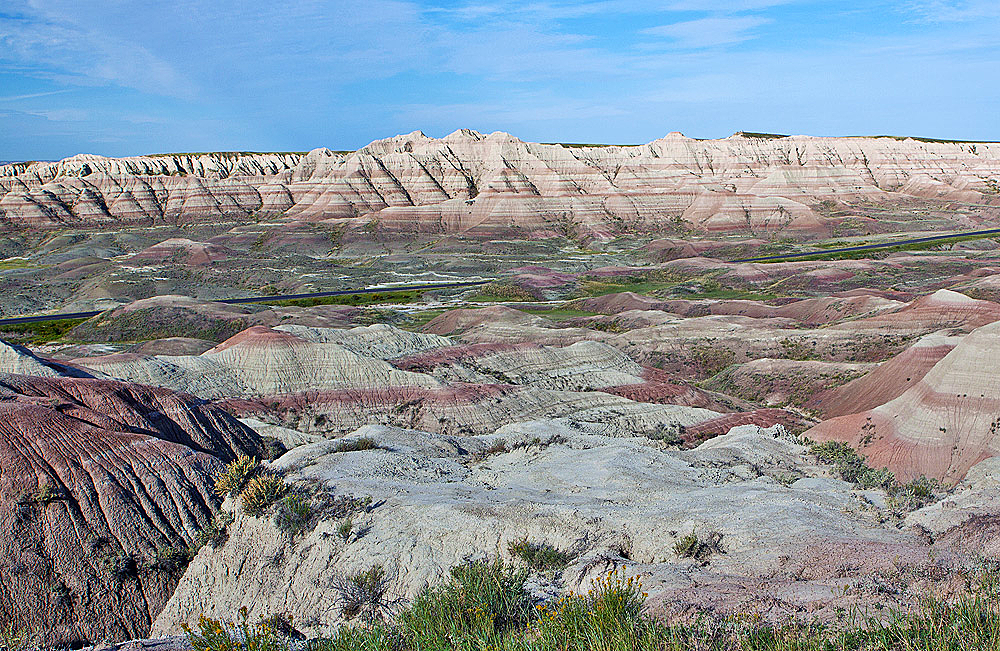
[3,132,1000,646]
[1,131,999,238]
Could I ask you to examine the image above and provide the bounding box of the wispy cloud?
[642,16,771,48]
[0,89,71,102]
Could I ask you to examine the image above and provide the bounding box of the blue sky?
[0,0,997,160]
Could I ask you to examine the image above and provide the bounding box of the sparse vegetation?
[337,517,354,542]
[214,455,260,497]
[306,562,1000,651]
[473,282,539,302]
[196,511,235,550]
[809,440,896,490]
[23,482,63,505]
[1,622,33,651]
[262,289,423,308]
[331,565,399,623]
[333,437,380,453]
[240,474,287,517]
[673,531,724,562]
[508,539,572,571]
[274,494,314,538]
[183,606,291,651]
[149,545,194,573]
[0,317,87,344]
[809,440,940,513]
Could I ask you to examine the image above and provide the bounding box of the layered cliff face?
[2,131,998,236]
[0,340,266,646]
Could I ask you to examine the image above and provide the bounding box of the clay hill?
[0,340,266,646]
[2,131,999,237]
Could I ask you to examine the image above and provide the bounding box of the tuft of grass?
[1,622,34,651]
[334,437,380,453]
[195,512,235,550]
[331,565,399,624]
[214,455,260,497]
[274,494,314,538]
[399,560,531,647]
[240,474,287,517]
[337,518,354,542]
[508,539,572,571]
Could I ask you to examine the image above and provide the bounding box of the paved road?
[732,227,1000,263]
[0,280,490,326]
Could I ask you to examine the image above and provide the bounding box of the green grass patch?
[0,317,88,344]
[746,232,1000,263]
[0,259,36,270]
[260,289,423,308]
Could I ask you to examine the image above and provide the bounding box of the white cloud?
[642,16,771,48]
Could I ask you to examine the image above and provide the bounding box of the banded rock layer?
[0,342,265,646]
[3,131,999,235]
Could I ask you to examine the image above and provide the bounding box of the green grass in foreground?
[186,560,1000,651]
[260,290,424,308]
[0,317,88,344]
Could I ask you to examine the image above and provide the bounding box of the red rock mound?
[806,321,1000,483]
[0,374,265,646]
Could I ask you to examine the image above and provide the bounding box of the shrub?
[214,455,260,497]
[149,545,194,573]
[810,441,900,491]
[533,568,647,650]
[240,474,287,517]
[196,512,235,550]
[673,531,723,562]
[334,438,379,453]
[399,560,531,647]
[183,607,289,651]
[508,539,572,571]
[274,495,314,538]
[331,565,399,623]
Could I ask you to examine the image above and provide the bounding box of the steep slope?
[3,132,998,236]
[806,321,1000,482]
[0,373,265,647]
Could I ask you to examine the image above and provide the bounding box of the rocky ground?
[3,134,1000,647]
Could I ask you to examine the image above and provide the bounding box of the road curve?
[0,280,490,327]
[732,227,1000,263]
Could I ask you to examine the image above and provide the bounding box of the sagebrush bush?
[214,455,260,497]
[240,474,287,517]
